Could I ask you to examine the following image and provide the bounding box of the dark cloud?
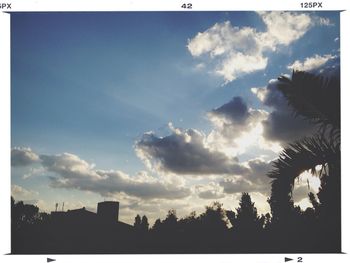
[257,59,340,146]
[263,110,316,144]
[219,158,273,195]
[219,177,254,194]
[246,158,273,187]
[210,96,250,124]
[255,79,317,145]
[11,147,40,167]
[207,97,267,146]
[135,128,249,175]
[195,183,225,199]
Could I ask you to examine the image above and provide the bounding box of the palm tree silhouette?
[268,70,340,226]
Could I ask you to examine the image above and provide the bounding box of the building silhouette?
[97,201,119,222]
[50,201,132,230]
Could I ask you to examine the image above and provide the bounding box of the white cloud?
[187,22,260,58]
[216,52,268,82]
[207,106,270,156]
[315,17,334,26]
[40,153,191,200]
[258,11,312,47]
[11,184,38,199]
[292,169,322,210]
[11,147,40,166]
[206,96,283,156]
[287,54,336,71]
[195,63,205,70]
[187,12,318,83]
[40,152,99,179]
[22,167,45,179]
[11,149,191,201]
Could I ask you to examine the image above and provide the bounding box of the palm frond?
[268,134,339,181]
[277,71,340,131]
[267,134,339,220]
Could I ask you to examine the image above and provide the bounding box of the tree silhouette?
[134,214,142,229]
[269,71,340,217]
[277,71,340,133]
[267,70,340,252]
[151,209,178,234]
[231,193,264,235]
[11,196,42,229]
[268,135,339,220]
[225,210,236,227]
[308,192,320,213]
[141,215,149,232]
[177,211,200,234]
[151,218,162,232]
[162,209,178,233]
[199,202,227,233]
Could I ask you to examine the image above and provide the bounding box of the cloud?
[216,52,268,83]
[22,167,45,179]
[195,183,225,199]
[12,148,191,200]
[187,22,260,57]
[252,79,317,146]
[292,170,321,203]
[206,96,275,156]
[208,97,268,144]
[292,185,313,203]
[39,153,191,200]
[187,12,318,83]
[210,96,250,124]
[315,17,334,26]
[219,158,273,195]
[11,184,38,199]
[245,158,273,187]
[313,56,340,78]
[287,54,336,72]
[11,147,40,167]
[253,57,340,146]
[135,124,249,176]
[219,177,255,194]
[258,11,312,47]
[40,153,99,179]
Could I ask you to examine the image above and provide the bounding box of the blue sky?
[11,11,340,223]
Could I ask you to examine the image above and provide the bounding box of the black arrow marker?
[47,258,56,263]
[285,257,293,262]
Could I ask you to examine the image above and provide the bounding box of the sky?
[11,11,340,224]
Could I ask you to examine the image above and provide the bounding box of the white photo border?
[1,1,349,263]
